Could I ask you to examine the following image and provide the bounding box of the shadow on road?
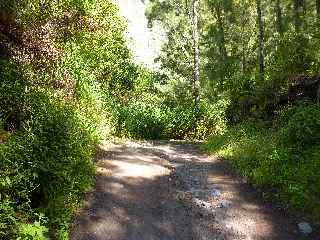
[70,141,306,240]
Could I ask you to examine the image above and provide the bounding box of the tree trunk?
[316,0,320,19]
[256,0,265,79]
[215,4,228,63]
[240,6,246,75]
[185,0,189,15]
[192,0,200,113]
[275,0,283,34]
[293,0,304,31]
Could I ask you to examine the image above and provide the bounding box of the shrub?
[163,104,196,139]
[0,90,97,238]
[112,98,228,141]
[17,214,48,240]
[0,60,27,130]
[0,0,132,237]
[113,101,166,139]
[0,200,17,238]
[192,100,228,140]
[279,103,320,148]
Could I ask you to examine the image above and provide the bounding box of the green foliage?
[114,102,166,139]
[18,223,48,240]
[0,0,133,238]
[279,103,320,148]
[0,60,26,126]
[113,98,227,140]
[0,91,96,238]
[111,68,228,140]
[0,200,17,237]
[17,214,48,240]
[2,0,320,237]
[147,0,320,125]
[27,94,96,223]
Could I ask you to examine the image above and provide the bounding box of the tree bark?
[275,0,283,34]
[240,5,246,75]
[256,0,265,79]
[293,0,304,31]
[215,4,228,63]
[192,0,200,113]
[185,0,189,15]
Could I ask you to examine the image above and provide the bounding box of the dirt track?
[70,141,310,240]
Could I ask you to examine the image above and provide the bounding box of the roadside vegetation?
[0,0,319,239]
[0,0,137,238]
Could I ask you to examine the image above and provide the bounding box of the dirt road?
[70,141,309,240]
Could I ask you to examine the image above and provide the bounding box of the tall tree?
[316,0,320,19]
[192,0,200,112]
[215,3,228,63]
[293,0,304,31]
[256,0,265,79]
[275,0,284,34]
[239,1,248,76]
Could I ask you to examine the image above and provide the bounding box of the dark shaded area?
[72,176,194,240]
[227,74,320,124]
[286,75,320,103]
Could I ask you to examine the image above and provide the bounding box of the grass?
[0,129,11,143]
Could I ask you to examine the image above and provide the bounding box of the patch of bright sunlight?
[113,0,165,69]
[108,160,169,179]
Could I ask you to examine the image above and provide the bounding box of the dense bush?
[112,99,227,140]
[0,91,96,239]
[204,103,320,225]
[113,102,166,139]
[279,103,320,148]
[0,60,27,130]
[0,0,134,238]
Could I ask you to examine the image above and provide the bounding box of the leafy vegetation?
[0,0,136,238]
